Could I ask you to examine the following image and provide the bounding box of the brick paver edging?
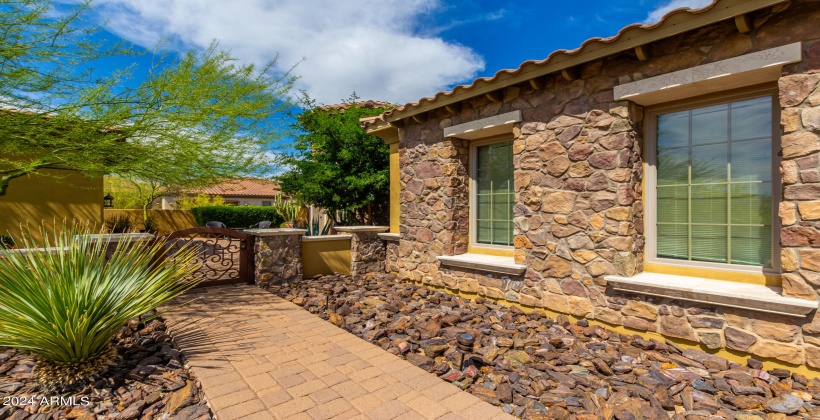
[162,284,514,420]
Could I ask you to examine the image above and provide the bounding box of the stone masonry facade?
[347,230,388,277]
[251,233,303,286]
[392,1,820,368]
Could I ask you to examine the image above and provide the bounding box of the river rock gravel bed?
[0,315,213,420]
[270,273,820,420]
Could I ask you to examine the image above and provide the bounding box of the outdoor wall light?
[103,193,114,208]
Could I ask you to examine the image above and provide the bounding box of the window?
[262,201,272,206]
[471,139,514,247]
[648,91,778,270]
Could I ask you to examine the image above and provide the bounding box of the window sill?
[437,253,526,276]
[605,272,818,317]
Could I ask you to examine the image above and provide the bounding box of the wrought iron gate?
[160,227,253,287]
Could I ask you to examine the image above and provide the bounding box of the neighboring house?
[158,178,281,208]
[365,0,820,369]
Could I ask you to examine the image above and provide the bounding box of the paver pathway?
[163,284,514,420]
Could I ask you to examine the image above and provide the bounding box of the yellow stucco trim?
[389,143,400,234]
[644,263,781,287]
[406,279,818,376]
[467,245,514,257]
[302,238,351,277]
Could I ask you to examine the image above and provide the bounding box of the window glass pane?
[731,182,772,225]
[691,184,727,224]
[477,220,491,243]
[691,104,728,145]
[657,186,688,224]
[731,225,772,266]
[691,143,727,184]
[477,195,491,219]
[691,225,728,263]
[657,224,688,260]
[492,221,511,246]
[492,197,510,222]
[657,147,689,186]
[655,96,772,268]
[731,138,771,183]
[657,111,689,149]
[731,97,771,141]
[476,141,513,246]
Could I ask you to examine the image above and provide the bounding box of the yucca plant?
[0,227,200,392]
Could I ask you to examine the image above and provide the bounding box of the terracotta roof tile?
[319,100,394,111]
[363,0,760,129]
[189,178,281,198]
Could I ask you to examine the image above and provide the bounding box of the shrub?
[104,213,132,233]
[191,206,285,228]
[0,234,14,249]
[174,193,226,210]
[143,216,158,233]
[0,227,199,392]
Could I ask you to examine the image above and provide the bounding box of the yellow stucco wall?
[0,169,103,244]
[103,209,198,236]
[389,143,400,234]
[302,237,351,277]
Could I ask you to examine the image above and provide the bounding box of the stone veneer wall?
[778,36,820,366]
[348,231,388,276]
[394,1,820,368]
[252,233,303,286]
[385,239,400,273]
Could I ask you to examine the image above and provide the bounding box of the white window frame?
[644,84,781,275]
[469,135,515,252]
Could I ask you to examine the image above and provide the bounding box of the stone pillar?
[245,229,306,287]
[335,226,390,277]
[378,233,400,273]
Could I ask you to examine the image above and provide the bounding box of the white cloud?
[644,0,713,24]
[92,0,485,105]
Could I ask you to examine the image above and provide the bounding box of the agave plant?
[0,227,199,392]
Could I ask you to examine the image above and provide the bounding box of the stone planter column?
[378,233,400,274]
[334,226,389,277]
[245,228,307,287]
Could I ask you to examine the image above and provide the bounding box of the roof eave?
[371,0,787,128]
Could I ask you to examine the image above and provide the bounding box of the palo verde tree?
[277,94,391,225]
[0,0,295,198]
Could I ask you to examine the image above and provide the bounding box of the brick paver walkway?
[163,284,514,420]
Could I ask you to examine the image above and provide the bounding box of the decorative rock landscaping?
[272,273,820,419]
[0,316,213,420]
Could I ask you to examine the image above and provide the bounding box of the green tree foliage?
[0,0,296,196]
[277,95,391,225]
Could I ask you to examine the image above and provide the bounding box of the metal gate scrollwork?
[160,227,252,287]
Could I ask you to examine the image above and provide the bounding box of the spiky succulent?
[0,227,199,391]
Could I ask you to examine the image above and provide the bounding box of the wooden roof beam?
[634,45,650,61]
[485,90,503,102]
[561,67,579,81]
[528,76,547,90]
[735,14,753,33]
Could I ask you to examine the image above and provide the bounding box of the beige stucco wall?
[103,209,198,236]
[0,169,103,244]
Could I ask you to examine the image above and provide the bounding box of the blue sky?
[85,0,710,107]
